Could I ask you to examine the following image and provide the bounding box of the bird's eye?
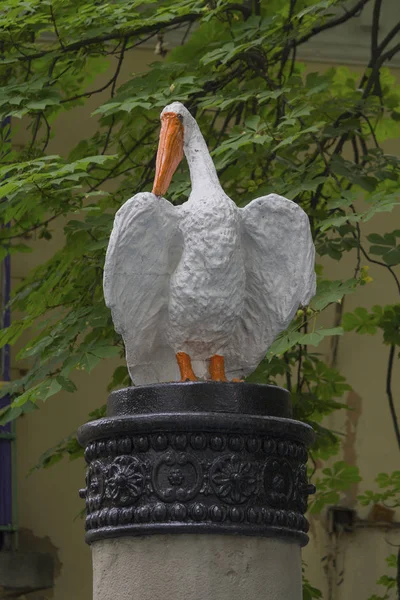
[177,114,184,122]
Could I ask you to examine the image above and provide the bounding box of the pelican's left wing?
[103,192,182,384]
[225,193,316,379]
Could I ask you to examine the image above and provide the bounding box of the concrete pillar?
[92,535,301,600]
[78,383,315,600]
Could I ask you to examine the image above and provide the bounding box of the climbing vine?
[0,0,399,596]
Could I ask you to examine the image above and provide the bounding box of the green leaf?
[90,344,120,359]
[311,279,357,312]
[310,461,361,514]
[319,213,360,232]
[56,375,77,393]
[367,233,395,246]
[107,365,130,391]
[267,327,343,357]
[376,575,396,589]
[342,306,380,335]
[382,247,400,266]
[370,244,389,256]
[309,490,340,514]
[302,580,323,600]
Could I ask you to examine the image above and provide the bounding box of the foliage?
[342,303,400,447]
[308,460,361,514]
[1,0,398,432]
[0,0,399,597]
[367,556,398,600]
[359,472,400,600]
[343,305,400,345]
[303,572,323,600]
[358,471,400,510]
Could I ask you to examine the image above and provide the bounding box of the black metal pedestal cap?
[78,383,315,546]
[106,382,292,418]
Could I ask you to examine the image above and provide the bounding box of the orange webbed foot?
[209,355,227,382]
[176,352,198,382]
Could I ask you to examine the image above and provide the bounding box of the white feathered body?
[103,102,316,385]
[168,193,245,367]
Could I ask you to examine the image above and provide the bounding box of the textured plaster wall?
[10,46,400,600]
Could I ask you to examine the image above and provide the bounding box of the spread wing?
[103,192,183,384]
[225,193,316,379]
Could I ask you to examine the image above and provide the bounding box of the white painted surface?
[104,103,315,384]
[92,535,302,600]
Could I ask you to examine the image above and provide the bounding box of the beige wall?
[10,48,400,600]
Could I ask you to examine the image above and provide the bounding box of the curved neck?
[184,120,222,196]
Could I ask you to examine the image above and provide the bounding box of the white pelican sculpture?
[104,102,316,385]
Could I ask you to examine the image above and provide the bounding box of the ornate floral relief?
[210,455,258,504]
[81,432,315,541]
[104,456,145,506]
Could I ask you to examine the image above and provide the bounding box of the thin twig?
[97,38,128,157]
[42,113,51,153]
[50,4,65,49]
[362,114,380,148]
[28,114,42,153]
[88,125,159,192]
[283,352,292,392]
[359,244,400,295]
[181,22,193,45]
[386,345,400,451]
[297,343,303,391]
[60,79,114,104]
[111,38,127,98]
[330,302,344,368]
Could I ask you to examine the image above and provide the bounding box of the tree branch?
[60,34,152,105]
[4,12,202,63]
[295,0,371,46]
[378,21,400,54]
[380,41,400,63]
[0,213,64,241]
[371,0,382,59]
[88,125,159,192]
[386,344,400,451]
[363,41,400,97]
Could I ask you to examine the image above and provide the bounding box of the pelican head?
[152,102,195,196]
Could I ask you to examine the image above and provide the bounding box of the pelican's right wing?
[225,193,316,379]
[103,192,183,384]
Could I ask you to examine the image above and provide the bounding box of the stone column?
[78,382,315,600]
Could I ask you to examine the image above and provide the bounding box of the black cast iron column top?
[107,382,293,417]
[78,383,315,546]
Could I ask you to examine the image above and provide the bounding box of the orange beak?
[152,112,184,196]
